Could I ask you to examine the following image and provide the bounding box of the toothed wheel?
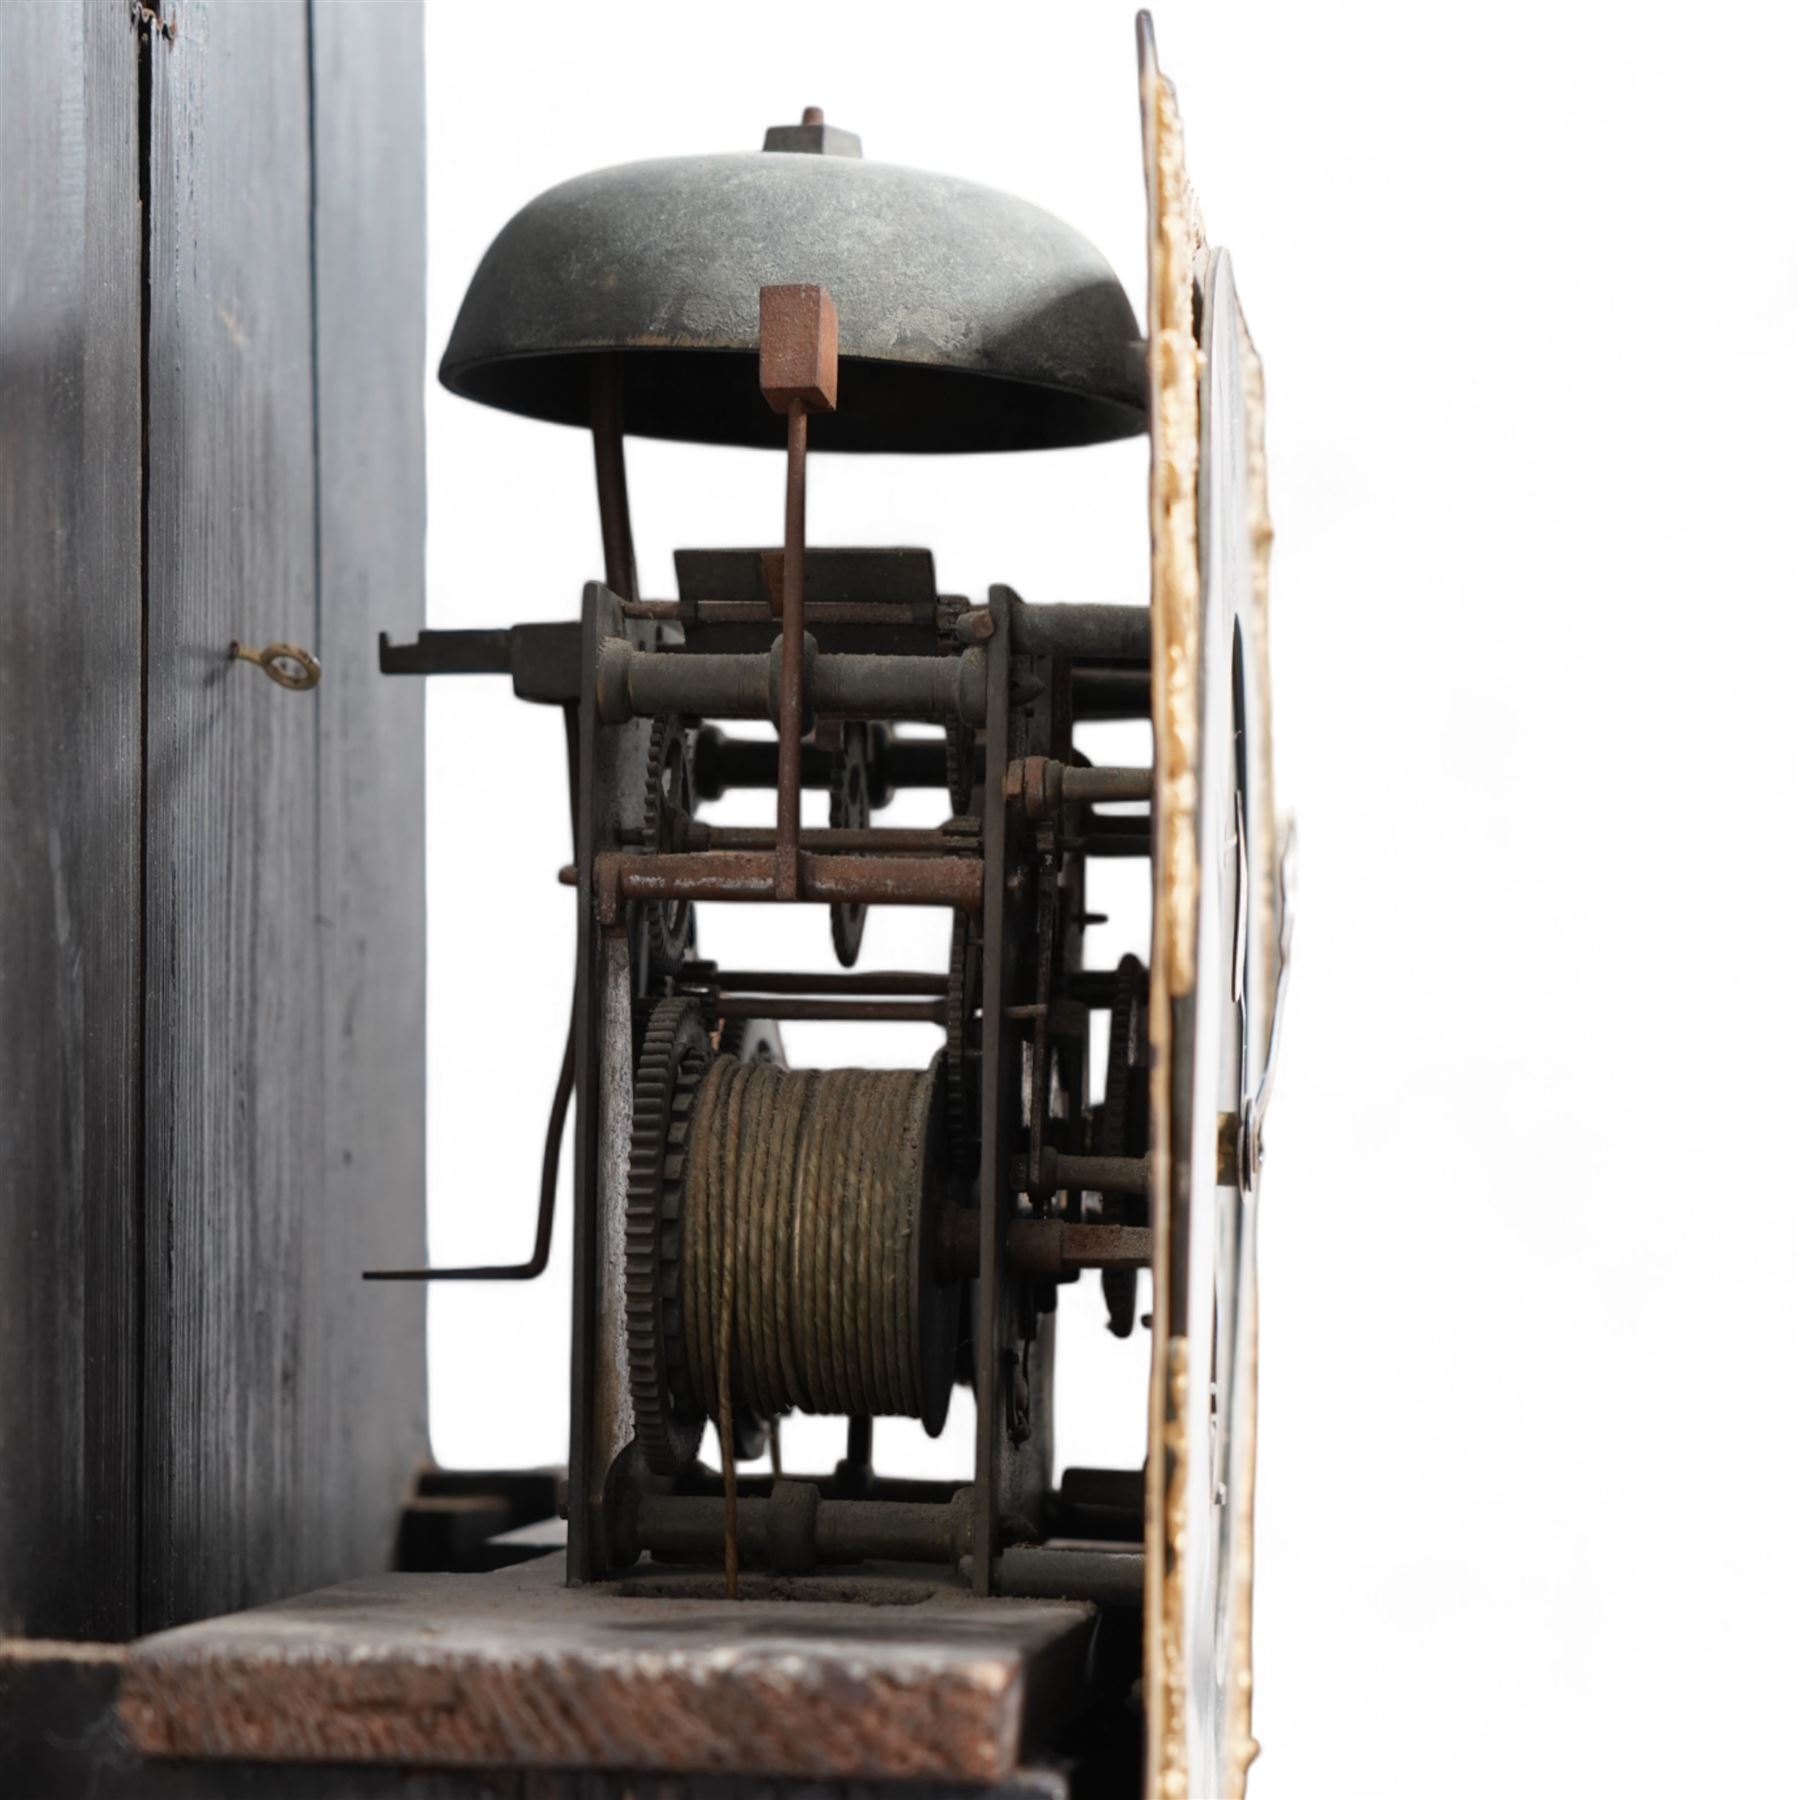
[829,723,872,967]
[1100,955,1149,1338]
[643,718,695,972]
[625,997,712,1473]
[718,1016,787,1068]
[945,912,980,1175]
[945,721,975,815]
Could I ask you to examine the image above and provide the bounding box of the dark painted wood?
[0,0,143,1641]
[2,0,426,1644]
[138,0,428,1629]
[307,0,431,1590]
[139,0,325,1628]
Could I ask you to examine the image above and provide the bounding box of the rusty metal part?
[619,1481,976,1574]
[1006,756,1153,819]
[589,358,638,602]
[1007,1219,1149,1280]
[629,1484,823,1576]
[760,283,839,413]
[1007,599,1149,661]
[939,1213,1151,1282]
[774,458,808,893]
[758,283,838,909]
[1014,1148,1149,1201]
[596,849,982,920]
[116,1553,1097,1783]
[669,821,975,857]
[376,613,1145,715]
[365,709,587,1284]
[774,446,808,893]
[561,822,977,875]
[716,995,945,1025]
[594,637,987,727]
[988,1546,1144,1609]
[713,968,948,997]
[1008,755,1056,818]
[363,1001,573,1284]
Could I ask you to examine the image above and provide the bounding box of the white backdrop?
[421,4,1797,1794]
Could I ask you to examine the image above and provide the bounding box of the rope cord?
[684,1057,934,1428]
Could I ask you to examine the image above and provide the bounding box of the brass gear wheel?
[624,996,712,1472]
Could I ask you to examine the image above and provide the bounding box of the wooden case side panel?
[140,0,428,1628]
[0,0,144,1641]
[308,0,431,1585]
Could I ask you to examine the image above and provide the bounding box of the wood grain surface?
[140,0,429,1630]
[2,0,427,1639]
[306,0,431,1613]
[0,0,144,1642]
[118,1554,1096,1784]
